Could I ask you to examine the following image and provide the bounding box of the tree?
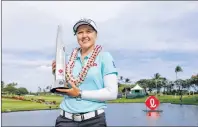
[3,82,18,94]
[190,74,198,92]
[154,73,161,79]
[175,79,185,90]
[18,87,29,95]
[120,76,123,81]
[166,81,174,94]
[4,85,17,94]
[148,88,152,94]
[45,86,51,92]
[118,82,121,88]
[175,79,188,104]
[38,87,41,93]
[136,79,157,94]
[46,86,50,90]
[153,73,161,94]
[175,65,183,104]
[184,79,192,93]
[7,82,18,87]
[191,74,198,86]
[136,79,149,94]
[1,81,5,91]
[161,78,168,94]
[175,65,183,82]
[125,78,130,83]
[43,88,46,94]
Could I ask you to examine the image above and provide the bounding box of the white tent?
[130,84,146,95]
[131,84,144,90]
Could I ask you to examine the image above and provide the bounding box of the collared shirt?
[60,49,118,113]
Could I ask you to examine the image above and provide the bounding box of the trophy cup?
[50,25,69,93]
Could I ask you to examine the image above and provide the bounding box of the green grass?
[24,95,63,103]
[2,94,198,113]
[2,98,59,112]
[108,94,198,105]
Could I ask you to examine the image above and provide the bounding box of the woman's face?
[76,25,97,50]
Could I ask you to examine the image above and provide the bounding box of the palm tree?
[175,65,183,104]
[154,73,161,79]
[153,73,161,94]
[167,81,174,94]
[161,78,168,94]
[120,76,123,81]
[125,78,130,83]
[175,65,183,91]
[38,87,41,93]
[185,79,191,94]
[118,76,124,86]
[175,65,183,82]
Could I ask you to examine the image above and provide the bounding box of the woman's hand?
[56,81,80,97]
[52,60,80,97]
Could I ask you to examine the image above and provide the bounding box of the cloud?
[98,1,198,52]
[3,1,198,53]
[2,64,54,92]
[116,56,198,82]
[2,1,198,92]
[13,1,129,23]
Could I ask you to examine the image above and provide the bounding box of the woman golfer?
[52,18,118,127]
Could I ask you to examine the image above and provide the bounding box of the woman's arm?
[81,73,118,101]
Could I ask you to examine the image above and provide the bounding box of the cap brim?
[73,21,96,35]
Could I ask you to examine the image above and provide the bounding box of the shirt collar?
[76,49,93,59]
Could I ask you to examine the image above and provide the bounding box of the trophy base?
[50,87,69,93]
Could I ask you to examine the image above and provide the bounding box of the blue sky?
[2,1,198,92]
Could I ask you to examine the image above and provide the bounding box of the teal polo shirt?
[59,49,118,113]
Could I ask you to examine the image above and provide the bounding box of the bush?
[52,101,56,105]
[36,99,45,103]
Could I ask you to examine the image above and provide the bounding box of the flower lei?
[65,45,102,86]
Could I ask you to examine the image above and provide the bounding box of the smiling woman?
[52,18,119,127]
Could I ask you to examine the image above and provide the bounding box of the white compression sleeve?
[81,74,118,101]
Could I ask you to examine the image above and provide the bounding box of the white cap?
[73,18,97,35]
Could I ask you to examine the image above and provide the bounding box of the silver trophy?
[50,25,68,93]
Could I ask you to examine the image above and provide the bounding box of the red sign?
[145,95,160,110]
[58,69,63,73]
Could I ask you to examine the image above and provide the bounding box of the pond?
[2,103,198,126]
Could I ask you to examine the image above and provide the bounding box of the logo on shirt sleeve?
[112,61,116,68]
